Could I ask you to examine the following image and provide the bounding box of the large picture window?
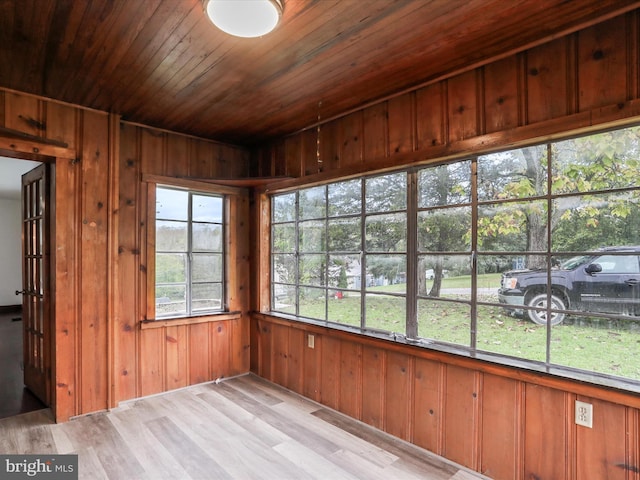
[155,186,225,318]
[271,124,640,387]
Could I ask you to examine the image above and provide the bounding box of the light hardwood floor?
[0,374,490,480]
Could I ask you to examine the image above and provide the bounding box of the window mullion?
[187,192,193,316]
[295,192,301,318]
[545,143,553,365]
[406,170,418,339]
[470,158,478,350]
[360,179,366,330]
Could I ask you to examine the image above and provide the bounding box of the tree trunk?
[428,257,444,297]
[522,147,548,269]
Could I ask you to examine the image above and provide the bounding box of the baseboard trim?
[0,304,21,314]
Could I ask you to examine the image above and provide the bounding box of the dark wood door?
[20,164,50,405]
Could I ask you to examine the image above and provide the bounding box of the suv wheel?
[526,293,566,326]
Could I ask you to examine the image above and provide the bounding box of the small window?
[155,186,225,318]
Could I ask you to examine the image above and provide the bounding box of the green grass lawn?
[280,272,640,381]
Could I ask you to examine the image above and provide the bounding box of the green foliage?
[337,265,348,289]
[477,125,640,253]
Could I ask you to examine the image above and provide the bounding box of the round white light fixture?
[204,0,283,38]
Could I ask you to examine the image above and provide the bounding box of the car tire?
[526,293,566,326]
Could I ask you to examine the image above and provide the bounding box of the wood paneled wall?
[115,123,251,407]
[251,314,640,480]
[249,9,640,480]
[251,11,640,181]
[0,88,252,421]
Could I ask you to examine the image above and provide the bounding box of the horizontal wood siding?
[251,11,640,181]
[251,314,640,480]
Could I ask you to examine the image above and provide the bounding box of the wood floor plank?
[64,414,146,479]
[108,410,191,480]
[146,416,233,480]
[329,448,429,480]
[196,389,292,447]
[210,382,344,457]
[49,423,75,454]
[273,440,363,480]
[0,374,490,479]
[312,407,469,479]
[77,446,110,480]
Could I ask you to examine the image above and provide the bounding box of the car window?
[561,255,591,270]
[594,255,640,274]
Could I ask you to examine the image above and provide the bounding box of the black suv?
[498,246,640,325]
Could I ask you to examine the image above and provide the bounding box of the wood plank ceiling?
[0,0,638,146]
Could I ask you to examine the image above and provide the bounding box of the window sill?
[141,311,242,329]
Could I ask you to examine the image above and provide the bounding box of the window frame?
[267,123,640,393]
[143,174,244,325]
[155,185,225,318]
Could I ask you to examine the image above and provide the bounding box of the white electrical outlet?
[575,400,593,428]
[307,334,315,349]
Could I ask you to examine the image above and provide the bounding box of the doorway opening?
[0,155,48,419]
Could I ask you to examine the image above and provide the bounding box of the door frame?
[0,135,77,422]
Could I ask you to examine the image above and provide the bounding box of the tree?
[417,161,471,296]
[477,126,640,264]
[337,265,348,289]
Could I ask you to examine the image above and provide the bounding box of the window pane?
[552,126,640,194]
[272,223,296,253]
[156,188,188,220]
[550,314,640,381]
[476,254,518,304]
[156,285,186,317]
[365,293,405,333]
[272,254,296,284]
[192,254,222,282]
[366,173,406,212]
[299,254,325,286]
[476,305,546,362]
[328,217,361,252]
[273,193,296,223]
[156,220,187,251]
[365,254,406,293]
[156,253,186,283]
[419,160,471,207]
[299,186,326,219]
[478,201,548,252]
[193,195,222,222]
[273,285,296,313]
[193,223,223,251]
[543,252,640,318]
[478,145,547,201]
[552,191,640,252]
[328,290,360,328]
[365,213,406,252]
[418,254,471,300]
[299,220,325,252]
[192,283,222,312]
[328,255,361,289]
[299,287,325,320]
[417,299,470,346]
[418,207,471,252]
[328,179,362,216]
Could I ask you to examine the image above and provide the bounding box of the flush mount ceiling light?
[204,0,283,38]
